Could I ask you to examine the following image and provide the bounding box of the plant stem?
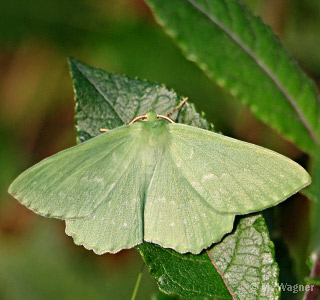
[303,253,320,300]
[130,264,144,300]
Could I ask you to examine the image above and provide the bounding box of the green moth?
[8,110,311,254]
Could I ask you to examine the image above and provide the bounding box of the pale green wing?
[65,153,144,254]
[144,150,235,254]
[168,124,311,215]
[8,124,143,219]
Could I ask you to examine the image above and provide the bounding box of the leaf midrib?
[185,0,319,143]
[72,59,126,124]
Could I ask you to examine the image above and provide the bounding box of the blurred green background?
[0,0,319,299]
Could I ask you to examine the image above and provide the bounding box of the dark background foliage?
[0,0,319,299]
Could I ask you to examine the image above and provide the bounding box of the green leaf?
[304,145,320,254]
[145,0,320,153]
[69,56,211,142]
[151,292,180,300]
[209,215,280,299]
[137,243,232,300]
[138,215,281,300]
[69,57,280,299]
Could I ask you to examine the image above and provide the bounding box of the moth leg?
[175,109,182,123]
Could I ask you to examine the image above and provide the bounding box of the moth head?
[146,111,158,122]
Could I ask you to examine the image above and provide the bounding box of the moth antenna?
[167,97,188,117]
[100,128,110,132]
[157,115,175,123]
[128,114,147,125]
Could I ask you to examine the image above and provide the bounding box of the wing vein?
[74,62,126,124]
[175,133,281,199]
[172,140,242,206]
[21,137,129,202]
[168,144,227,214]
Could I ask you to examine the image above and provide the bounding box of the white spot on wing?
[159,197,166,202]
[191,181,200,188]
[93,177,104,184]
[188,148,194,159]
[201,173,216,182]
